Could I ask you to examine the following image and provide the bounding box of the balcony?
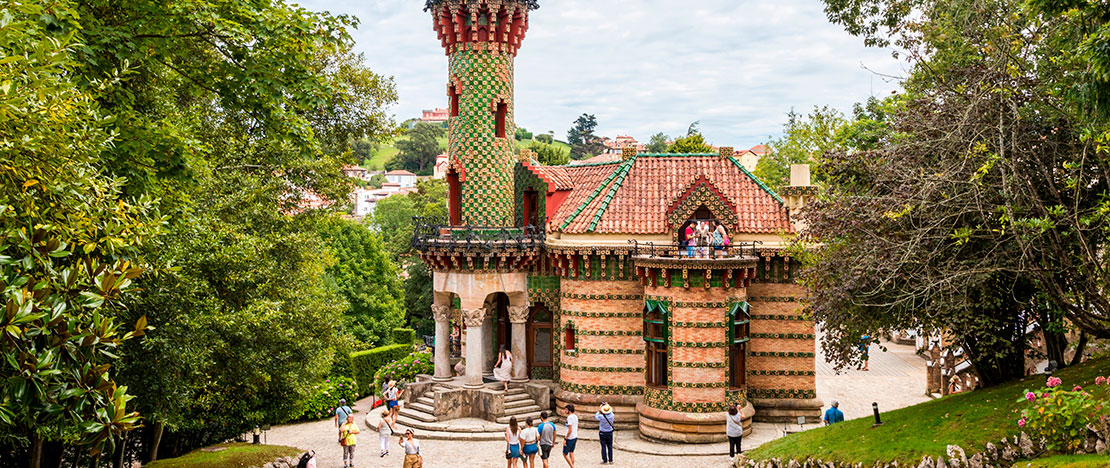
[629,240,761,288]
[412,216,545,271]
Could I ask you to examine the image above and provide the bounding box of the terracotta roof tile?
[522,161,574,191]
[548,155,792,235]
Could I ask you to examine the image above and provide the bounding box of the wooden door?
[527,305,553,380]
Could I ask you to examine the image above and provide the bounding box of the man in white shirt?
[561,404,578,468]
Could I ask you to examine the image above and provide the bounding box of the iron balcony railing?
[628,239,764,259]
[411,216,547,254]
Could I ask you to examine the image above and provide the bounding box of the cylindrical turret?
[426,0,537,226]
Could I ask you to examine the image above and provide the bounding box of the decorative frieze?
[576,348,643,355]
[747,296,802,303]
[750,351,815,358]
[750,314,808,321]
[561,309,641,318]
[671,361,727,368]
[643,387,747,413]
[747,388,817,399]
[560,363,644,373]
[672,381,729,388]
[561,293,642,301]
[559,382,643,396]
[749,370,816,376]
[577,329,641,337]
[672,321,728,328]
[672,341,728,348]
[750,333,816,340]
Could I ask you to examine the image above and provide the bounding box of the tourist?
[339,414,360,468]
[859,335,871,371]
[594,403,615,465]
[710,220,725,257]
[398,429,422,468]
[537,411,557,468]
[386,380,404,420]
[714,221,729,257]
[561,404,578,468]
[335,398,353,429]
[377,408,396,457]
[725,404,743,461]
[505,416,522,468]
[684,223,695,257]
[493,345,513,391]
[520,416,540,468]
[823,400,844,425]
[696,220,711,258]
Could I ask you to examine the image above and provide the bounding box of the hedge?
[372,351,434,400]
[297,376,359,421]
[350,343,413,395]
[391,328,416,345]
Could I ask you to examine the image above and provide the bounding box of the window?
[449,84,459,117]
[728,301,750,388]
[495,102,507,138]
[522,189,538,228]
[643,300,669,387]
[447,170,461,225]
[564,321,576,353]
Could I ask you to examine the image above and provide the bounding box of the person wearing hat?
[594,403,615,465]
[385,380,404,421]
[334,398,353,429]
[397,429,422,468]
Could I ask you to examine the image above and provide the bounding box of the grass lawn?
[1011,454,1110,467]
[746,356,1110,465]
[364,135,569,170]
[146,443,303,468]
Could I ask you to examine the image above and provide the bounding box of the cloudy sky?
[295,0,907,147]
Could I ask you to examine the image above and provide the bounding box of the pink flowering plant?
[1016,375,1108,453]
[373,351,434,396]
[297,375,359,421]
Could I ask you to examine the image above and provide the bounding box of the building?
[411,0,820,443]
[385,169,418,188]
[601,135,646,154]
[733,145,768,171]
[342,165,369,180]
[422,108,450,123]
[434,152,449,179]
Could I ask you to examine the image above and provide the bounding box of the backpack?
[297,451,316,468]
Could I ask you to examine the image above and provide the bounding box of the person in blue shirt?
[594,403,615,465]
[823,400,845,425]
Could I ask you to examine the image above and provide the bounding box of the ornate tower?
[426,0,535,227]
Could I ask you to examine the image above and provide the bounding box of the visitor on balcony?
[712,221,729,257]
[696,220,711,258]
[684,223,695,257]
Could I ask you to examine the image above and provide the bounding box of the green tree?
[667,134,715,153]
[528,142,570,166]
[566,113,605,159]
[318,218,406,346]
[646,132,669,152]
[387,123,445,175]
[352,138,377,163]
[0,3,155,463]
[753,106,847,191]
[515,127,533,140]
[535,134,554,144]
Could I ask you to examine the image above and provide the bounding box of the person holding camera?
[593,403,615,465]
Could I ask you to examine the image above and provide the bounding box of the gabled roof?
[548,154,791,235]
[521,160,574,191]
[385,170,417,176]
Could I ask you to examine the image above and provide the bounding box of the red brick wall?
[558,278,645,391]
[746,282,816,394]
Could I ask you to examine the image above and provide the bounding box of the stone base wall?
[554,389,640,430]
[637,400,754,443]
[432,386,505,421]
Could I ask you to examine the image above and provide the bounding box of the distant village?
[341,108,770,218]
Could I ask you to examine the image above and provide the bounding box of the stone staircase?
[394,383,547,440]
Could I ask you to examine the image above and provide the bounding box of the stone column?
[462,307,487,388]
[508,305,530,382]
[432,305,454,382]
[482,314,498,375]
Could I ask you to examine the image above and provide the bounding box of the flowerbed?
[372,351,433,396]
[298,376,359,420]
[1017,374,1109,452]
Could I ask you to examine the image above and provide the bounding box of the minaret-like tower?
[426,0,535,227]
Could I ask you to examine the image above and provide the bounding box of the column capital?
[507,305,530,324]
[431,304,454,322]
[462,306,488,327]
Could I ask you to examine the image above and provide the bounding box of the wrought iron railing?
[628,239,763,259]
[411,216,547,253]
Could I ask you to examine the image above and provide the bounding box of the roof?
[570,154,619,166]
[549,154,791,235]
[385,170,417,176]
[749,144,769,155]
[522,161,574,191]
[342,165,366,171]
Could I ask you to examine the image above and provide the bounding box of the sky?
[294,0,907,147]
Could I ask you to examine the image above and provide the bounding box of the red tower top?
[424,0,537,56]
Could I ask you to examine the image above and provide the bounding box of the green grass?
[747,356,1110,465]
[146,443,303,468]
[364,135,569,170]
[1011,454,1110,468]
[517,137,571,152]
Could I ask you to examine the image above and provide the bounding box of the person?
[505,416,522,468]
[398,429,422,468]
[536,411,557,468]
[696,220,711,258]
[385,380,404,420]
[335,399,353,429]
[823,400,844,425]
[714,221,729,257]
[339,414,360,468]
[859,335,871,371]
[710,220,725,257]
[493,345,513,391]
[594,403,615,465]
[725,404,743,461]
[561,404,578,468]
[376,408,396,457]
[520,417,539,468]
[684,223,695,257]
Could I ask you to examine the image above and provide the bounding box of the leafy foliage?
[386,123,445,175]
[646,133,669,153]
[1018,376,1109,453]
[318,218,406,346]
[298,376,360,421]
[566,113,605,159]
[535,134,554,144]
[349,344,413,395]
[528,141,570,166]
[391,328,416,345]
[666,133,714,154]
[753,106,848,191]
[372,351,434,398]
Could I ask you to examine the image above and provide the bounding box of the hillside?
[363,134,569,170]
[746,356,1110,465]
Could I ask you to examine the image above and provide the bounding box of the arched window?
[447,170,461,225]
[449,84,460,117]
[495,102,507,138]
[728,301,750,388]
[643,300,669,388]
[564,321,576,353]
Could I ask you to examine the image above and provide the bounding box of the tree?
[351,138,377,163]
[667,133,715,153]
[528,142,570,166]
[753,106,847,191]
[515,127,534,140]
[646,133,669,153]
[387,123,445,175]
[535,134,554,144]
[1,4,154,464]
[566,113,605,159]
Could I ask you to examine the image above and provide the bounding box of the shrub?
[350,343,413,394]
[391,328,416,345]
[1017,376,1109,453]
[298,376,359,421]
[373,351,434,397]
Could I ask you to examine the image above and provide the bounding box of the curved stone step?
[398,407,436,423]
[496,410,544,424]
[505,398,533,409]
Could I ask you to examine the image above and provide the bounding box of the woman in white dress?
[493,345,513,390]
